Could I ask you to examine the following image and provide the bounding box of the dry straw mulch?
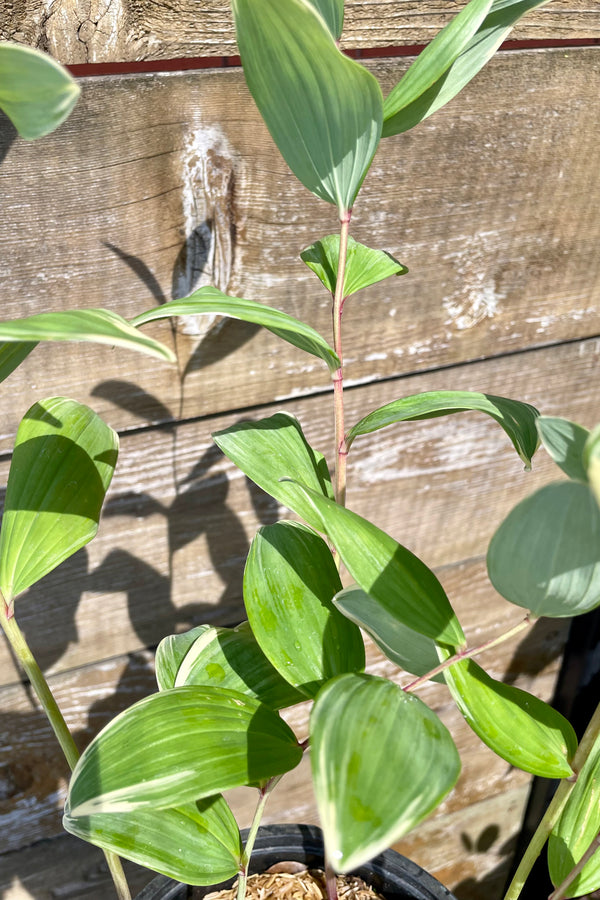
[203,864,386,900]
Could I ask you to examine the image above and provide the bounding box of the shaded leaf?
[382,0,493,136]
[311,673,460,871]
[0,341,38,383]
[487,481,600,617]
[537,416,589,483]
[383,0,551,137]
[549,730,600,897]
[0,42,80,140]
[333,585,445,682]
[584,424,600,508]
[301,235,407,298]
[306,0,344,39]
[213,413,334,533]
[0,398,118,607]
[231,0,382,214]
[0,308,175,362]
[445,659,576,778]
[64,795,242,886]
[244,522,365,698]
[68,686,302,816]
[346,390,540,467]
[282,480,465,648]
[131,287,339,374]
[156,622,305,710]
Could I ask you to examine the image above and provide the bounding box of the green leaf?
[0,308,175,363]
[64,795,243,886]
[445,659,576,778]
[382,0,493,136]
[155,626,208,692]
[0,341,38,383]
[0,398,118,607]
[301,235,407,299]
[383,0,550,137]
[67,686,302,817]
[311,673,461,871]
[306,0,344,39]
[212,413,334,533]
[131,287,338,373]
[347,390,540,467]
[231,0,382,214]
[282,480,465,648]
[537,416,589,482]
[487,481,600,618]
[584,424,600,508]
[156,622,305,710]
[0,43,80,140]
[244,522,365,698]
[549,731,600,897]
[333,585,445,682]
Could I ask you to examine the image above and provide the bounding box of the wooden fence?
[0,2,599,898]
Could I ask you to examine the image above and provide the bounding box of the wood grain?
[0,0,597,64]
[0,49,598,452]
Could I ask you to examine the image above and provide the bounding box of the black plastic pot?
[134,824,456,900]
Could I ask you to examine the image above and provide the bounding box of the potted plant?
[2,2,600,899]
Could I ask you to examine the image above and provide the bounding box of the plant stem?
[236,775,283,900]
[548,829,600,900]
[0,602,132,900]
[403,615,533,693]
[324,855,339,900]
[332,210,352,509]
[503,700,600,900]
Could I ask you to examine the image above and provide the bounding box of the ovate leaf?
[0,398,118,608]
[131,287,339,374]
[301,235,407,298]
[487,482,600,617]
[333,585,445,682]
[244,522,365,697]
[156,622,305,710]
[231,0,382,214]
[68,686,302,817]
[64,795,242,886]
[549,731,600,897]
[445,659,576,778]
[311,673,460,871]
[383,0,551,137]
[282,480,465,648]
[346,390,540,467]
[0,308,175,362]
[306,0,344,39]
[0,342,38,383]
[382,0,493,136]
[0,42,80,140]
[537,416,589,483]
[156,626,208,691]
[213,413,334,532]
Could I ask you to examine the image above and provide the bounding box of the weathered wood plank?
[0,0,597,64]
[0,49,598,451]
[1,334,595,686]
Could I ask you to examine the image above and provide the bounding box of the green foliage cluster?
[1,5,600,900]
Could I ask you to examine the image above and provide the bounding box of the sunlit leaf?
[0,341,38,383]
[231,0,382,214]
[244,522,365,697]
[64,795,242,886]
[487,482,600,617]
[68,686,302,817]
[0,398,118,608]
[549,730,600,897]
[156,622,305,710]
[0,42,80,140]
[282,480,465,648]
[382,0,493,136]
[311,673,460,871]
[584,424,600,508]
[445,659,576,778]
[383,0,551,136]
[301,235,407,299]
[537,416,589,483]
[213,413,334,533]
[132,287,339,374]
[333,585,445,682]
[346,390,540,467]
[306,0,344,39]
[0,308,175,362]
